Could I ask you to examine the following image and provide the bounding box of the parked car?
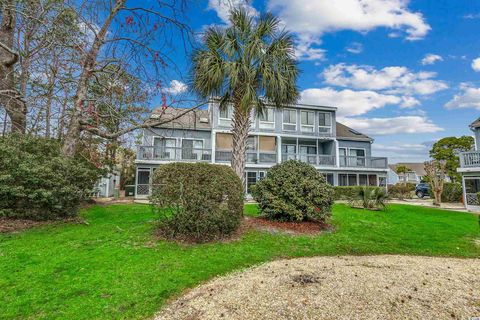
[415,183,430,198]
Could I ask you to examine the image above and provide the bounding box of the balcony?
[460,151,480,168]
[215,150,277,164]
[339,156,388,169]
[137,146,212,162]
[281,153,336,166]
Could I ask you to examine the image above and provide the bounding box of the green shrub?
[349,186,388,210]
[150,163,243,243]
[334,186,362,200]
[0,134,102,220]
[388,183,415,199]
[251,160,334,222]
[441,182,463,203]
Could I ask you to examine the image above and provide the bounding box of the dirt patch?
[244,216,332,235]
[0,217,82,233]
[156,255,480,320]
[0,218,50,233]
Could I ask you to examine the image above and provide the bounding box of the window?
[349,148,366,167]
[283,109,297,131]
[282,144,297,161]
[153,137,176,160]
[301,110,315,132]
[379,176,387,187]
[339,148,347,166]
[339,174,358,186]
[246,136,257,162]
[259,108,275,129]
[219,105,233,126]
[322,173,334,185]
[318,112,332,133]
[368,174,377,186]
[300,145,317,164]
[182,139,204,160]
[359,174,368,186]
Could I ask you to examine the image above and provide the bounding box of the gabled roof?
[388,163,427,177]
[335,122,372,141]
[469,117,480,129]
[150,107,211,130]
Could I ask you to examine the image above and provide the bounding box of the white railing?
[137,146,212,162]
[281,153,336,166]
[460,151,480,168]
[215,150,277,164]
[339,156,388,169]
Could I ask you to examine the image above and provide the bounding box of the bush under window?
[150,163,243,243]
[0,134,102,220]
[251,160,334,222]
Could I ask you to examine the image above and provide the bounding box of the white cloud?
[463,13,480,19]
[472,58,480,72]
[444,85,480,110]
[340,116,443,135]
[300,87,401,117]
[400,96,421,108]
[294,40,326,60]
[345,42,363,54]
[163,80,188,95]
[322,63,448,95]
[421,53,443,65]
[268,0,431,43]
[208,0,258,24]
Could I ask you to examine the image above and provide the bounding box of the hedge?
[0,134,102,220]
[251,160,334,222]
[150,162,243,243]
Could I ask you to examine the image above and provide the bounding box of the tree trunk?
[61,0,125,157]
[433,190,442,206]
[0,0,25,133]
[231,105,251,189]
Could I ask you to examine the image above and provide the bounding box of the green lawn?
[0,204,479,319]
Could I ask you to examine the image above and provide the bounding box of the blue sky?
[158,0,480,163]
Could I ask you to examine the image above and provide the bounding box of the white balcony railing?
[281,153,336,166]
[215,150,277,164]
[460,151,480,168]
[339,156,388,169]
[137,146,212,162]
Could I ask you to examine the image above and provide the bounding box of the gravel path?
[156,255,480,320]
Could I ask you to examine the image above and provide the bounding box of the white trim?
[300,110,315,133]
[282,108,297,132]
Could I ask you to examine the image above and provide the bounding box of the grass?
[0,203,479,319]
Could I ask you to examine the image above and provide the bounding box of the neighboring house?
[458,117,480,211]
[388,163,427,185]
[134,102,389,198]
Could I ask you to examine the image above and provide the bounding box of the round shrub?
[0,134,102,220]
[251,160,334,222]
[150,162,244,243]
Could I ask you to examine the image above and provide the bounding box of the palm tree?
[191,8,299,186]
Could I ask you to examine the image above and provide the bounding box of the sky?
[156,0,480,163]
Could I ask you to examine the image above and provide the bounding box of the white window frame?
[218,105,233,126]
[181,138,205,160]
[300,110,315,133]
[282,109,297,131]
[318,112,332,134]
[259,107,275,130]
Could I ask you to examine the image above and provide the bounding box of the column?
[211,131,216,163]
[276,135,282,164]
[334,139,340,167]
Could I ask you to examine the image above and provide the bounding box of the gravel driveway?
[156,255,480,320]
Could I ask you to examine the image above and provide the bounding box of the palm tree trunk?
[231,106,251,189]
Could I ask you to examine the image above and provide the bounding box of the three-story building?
[134,102,388,198]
